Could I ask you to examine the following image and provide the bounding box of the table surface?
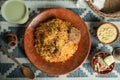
[0,0,120,80]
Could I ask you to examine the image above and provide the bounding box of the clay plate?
[24,8,91,76]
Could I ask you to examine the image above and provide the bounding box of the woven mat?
[0,0,120,80]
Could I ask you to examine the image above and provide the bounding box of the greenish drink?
[1,0,29,24]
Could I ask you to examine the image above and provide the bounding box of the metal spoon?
[0,45,35,79]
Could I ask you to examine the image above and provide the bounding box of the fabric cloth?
[0,0,120,80]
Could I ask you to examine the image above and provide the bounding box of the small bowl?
[112,47,120,60]
[91,51,115,75]
[4,32,18,47]
[96,22,119,45]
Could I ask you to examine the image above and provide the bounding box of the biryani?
[34,18,80,63]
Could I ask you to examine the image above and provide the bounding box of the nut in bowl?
[97,22,119,45]
[91,51,116,75]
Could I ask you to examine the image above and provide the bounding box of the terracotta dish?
[24,8,91,76]
[91,51,115,75]
[112,47,120,60]
[4,32,18,47]
[97,22,119,45]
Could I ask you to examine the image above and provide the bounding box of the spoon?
[0,45,35,79]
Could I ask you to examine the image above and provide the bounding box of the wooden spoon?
[0,45,35,79]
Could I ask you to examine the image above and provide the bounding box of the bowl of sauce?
[97,22,119,44]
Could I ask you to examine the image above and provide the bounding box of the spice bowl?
[112,47,120,60]
[4,32,18,47]
[91,51,116,75]
[96,22,119,45]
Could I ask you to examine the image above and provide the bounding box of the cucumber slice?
[104,55,115,66]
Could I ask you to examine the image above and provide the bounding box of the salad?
[91,52,115,74]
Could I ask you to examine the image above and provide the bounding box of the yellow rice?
[34,18,80,63]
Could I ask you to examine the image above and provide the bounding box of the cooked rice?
[34,18,80,63]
